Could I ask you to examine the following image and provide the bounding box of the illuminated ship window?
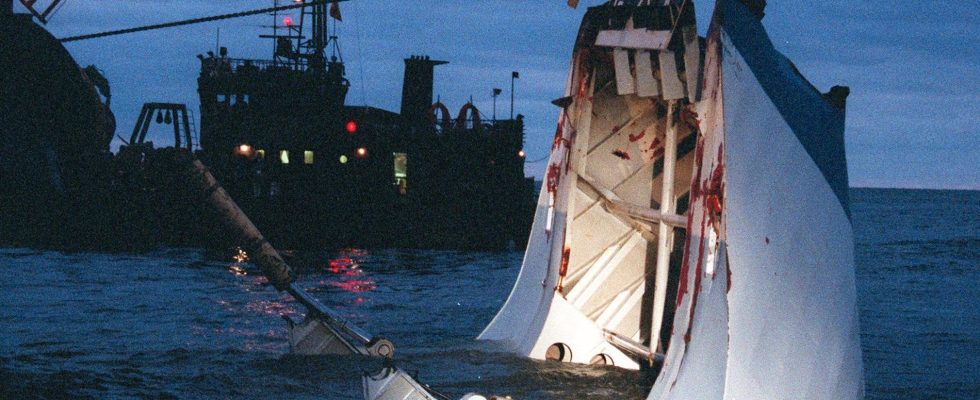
[217,94,227,103]
[304,151,314,164]
[339,155,349,164]
[280,150,290,164]
[393,152,408,195]
[256,149,266,159]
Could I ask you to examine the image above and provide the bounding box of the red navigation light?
[237,144,253,155]
[283,16,293,27]
[345,120,358,134]
[356,147,368,158]
[518,149,526,158]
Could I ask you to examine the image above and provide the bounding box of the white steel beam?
[650,100,679,355]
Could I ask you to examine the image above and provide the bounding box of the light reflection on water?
[324,249,378,295]
[228,264,248,276]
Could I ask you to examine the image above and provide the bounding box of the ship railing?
[432,120,523,136]
[201,57,309,76]
[226,57,308,71]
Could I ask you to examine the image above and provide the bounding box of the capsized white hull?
[481,0,863,397]
[650,1,862,398]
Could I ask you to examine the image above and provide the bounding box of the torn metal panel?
[682,25,702,102]
[613,48,636,95]
[658,50,686,100]
[596,29,673,50]
[634,50,661,98]
[481,3,704,373]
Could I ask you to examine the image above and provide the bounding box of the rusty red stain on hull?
[546,163,561,194]
[684,205,709,344]
[552,112,565,150]
[556,246,571,293]
[648,137,662,152]
[675,138,707,309]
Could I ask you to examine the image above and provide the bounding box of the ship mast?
[309,1,327,70]
[266,0,342,73]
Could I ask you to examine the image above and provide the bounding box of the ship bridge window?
[217,94,227,103]
[280,150,290,164]
[304,151,314,164]
[229,94,250,106]
[393,152,408,195]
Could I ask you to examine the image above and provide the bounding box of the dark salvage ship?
[193,7,534,249]
[1,0,535,251]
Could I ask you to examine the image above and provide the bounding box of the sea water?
[1,188,977,399]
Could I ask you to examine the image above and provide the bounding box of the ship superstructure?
[196,1,534,249]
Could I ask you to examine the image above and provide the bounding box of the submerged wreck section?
[480,0,703,369]
[482,0,863,398]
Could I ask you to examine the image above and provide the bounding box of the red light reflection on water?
[328,257,359,275]
[329,280,376,293]
[325,249,376,296]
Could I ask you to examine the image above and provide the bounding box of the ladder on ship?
[187,108,200,150]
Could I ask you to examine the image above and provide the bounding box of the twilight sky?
[25,0,979,189]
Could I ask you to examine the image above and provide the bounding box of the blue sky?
[27,0,979,189]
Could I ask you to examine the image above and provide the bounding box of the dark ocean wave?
[1,189,978,399]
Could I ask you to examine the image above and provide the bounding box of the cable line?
[59,0,349,43]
